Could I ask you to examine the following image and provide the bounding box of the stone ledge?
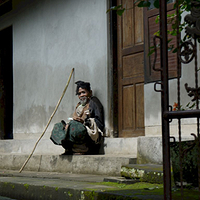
[0,154,136,176]
[121,164,163,184]
[137,136,195,164]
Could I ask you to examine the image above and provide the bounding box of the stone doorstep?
[0,154,137,176]
[121,164,163,184]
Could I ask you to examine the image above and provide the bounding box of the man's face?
[77,87,90,105]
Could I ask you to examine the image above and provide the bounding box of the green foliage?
[24,183,29,190]
[170,140,198,187]
[10,184,15,189]
[137,1,151,7]
[83,190,97,200]
[3,182,8,186]
[173,101,196,111]
[68,191,73,197]
[106,5,125,16]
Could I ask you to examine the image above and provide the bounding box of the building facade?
[0,0,198,149]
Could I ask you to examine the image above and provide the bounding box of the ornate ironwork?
[181,133,197,157]
[153,1,200,199]
[185,83,200,102]
[179,40,195,64]
[184,1,200,39]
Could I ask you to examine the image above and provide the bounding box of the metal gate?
[153,1,200,199]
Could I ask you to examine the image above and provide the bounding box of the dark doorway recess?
[110,0,118,137]
[0,26,13,139]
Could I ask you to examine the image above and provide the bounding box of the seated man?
[61,80,104,155]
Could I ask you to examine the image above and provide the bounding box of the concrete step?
[0,137,137,176]
[0,154,137,176]
[0,170,165,200]
[0,137,137,156]
[121,164,163,184]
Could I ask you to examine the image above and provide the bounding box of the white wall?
[0,0,109,139]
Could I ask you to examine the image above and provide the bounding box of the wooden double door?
[117,0,145,137]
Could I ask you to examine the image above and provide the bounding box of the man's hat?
[75,81,91,95]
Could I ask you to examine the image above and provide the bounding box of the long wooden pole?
[19,68,74,173]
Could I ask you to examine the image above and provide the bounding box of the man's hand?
[73,116,84,123]
[65,124,69,130]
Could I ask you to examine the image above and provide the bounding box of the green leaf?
[138,1,151,7]
[189,103,196,109]
[172,23,177,30]
[106,9,111,13]
[148,49,155,56]
[154,30,160,36]
[173,2,177,9]
[170,30,177,36]
[153,0,159,9]
[168,45,174,51]
[168,38,173,43]
[116,8,125,16]
[134,0,141,4]
[106,5,122,13]
[111,5,122,10]
[155,15,160,23]
[172,48,178,53]
[186,102,190,107]
[183,35,187,42]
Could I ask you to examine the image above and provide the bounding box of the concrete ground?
[0,170,165,200]
[0,170,199,200]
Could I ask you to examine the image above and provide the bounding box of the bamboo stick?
[19,68,74,173]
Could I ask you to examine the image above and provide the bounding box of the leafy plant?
[173,101,196,111]
[106,5,125,16]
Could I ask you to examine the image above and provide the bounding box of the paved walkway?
[0,170,164,200]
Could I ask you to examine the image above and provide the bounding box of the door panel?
[117,0,145,137]
[123,53,144,78]
[136,83,144,129]
[122,85,134,129]
[134,6,143,44]
[122,0,133,48]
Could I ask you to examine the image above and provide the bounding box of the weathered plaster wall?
[0,0,110,139]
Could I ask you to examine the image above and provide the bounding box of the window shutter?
[144,3,178,83]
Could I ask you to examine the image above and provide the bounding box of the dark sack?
[50,122,67,145]
[67,120,88,144]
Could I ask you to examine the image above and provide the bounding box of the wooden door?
[117,0,145,137]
